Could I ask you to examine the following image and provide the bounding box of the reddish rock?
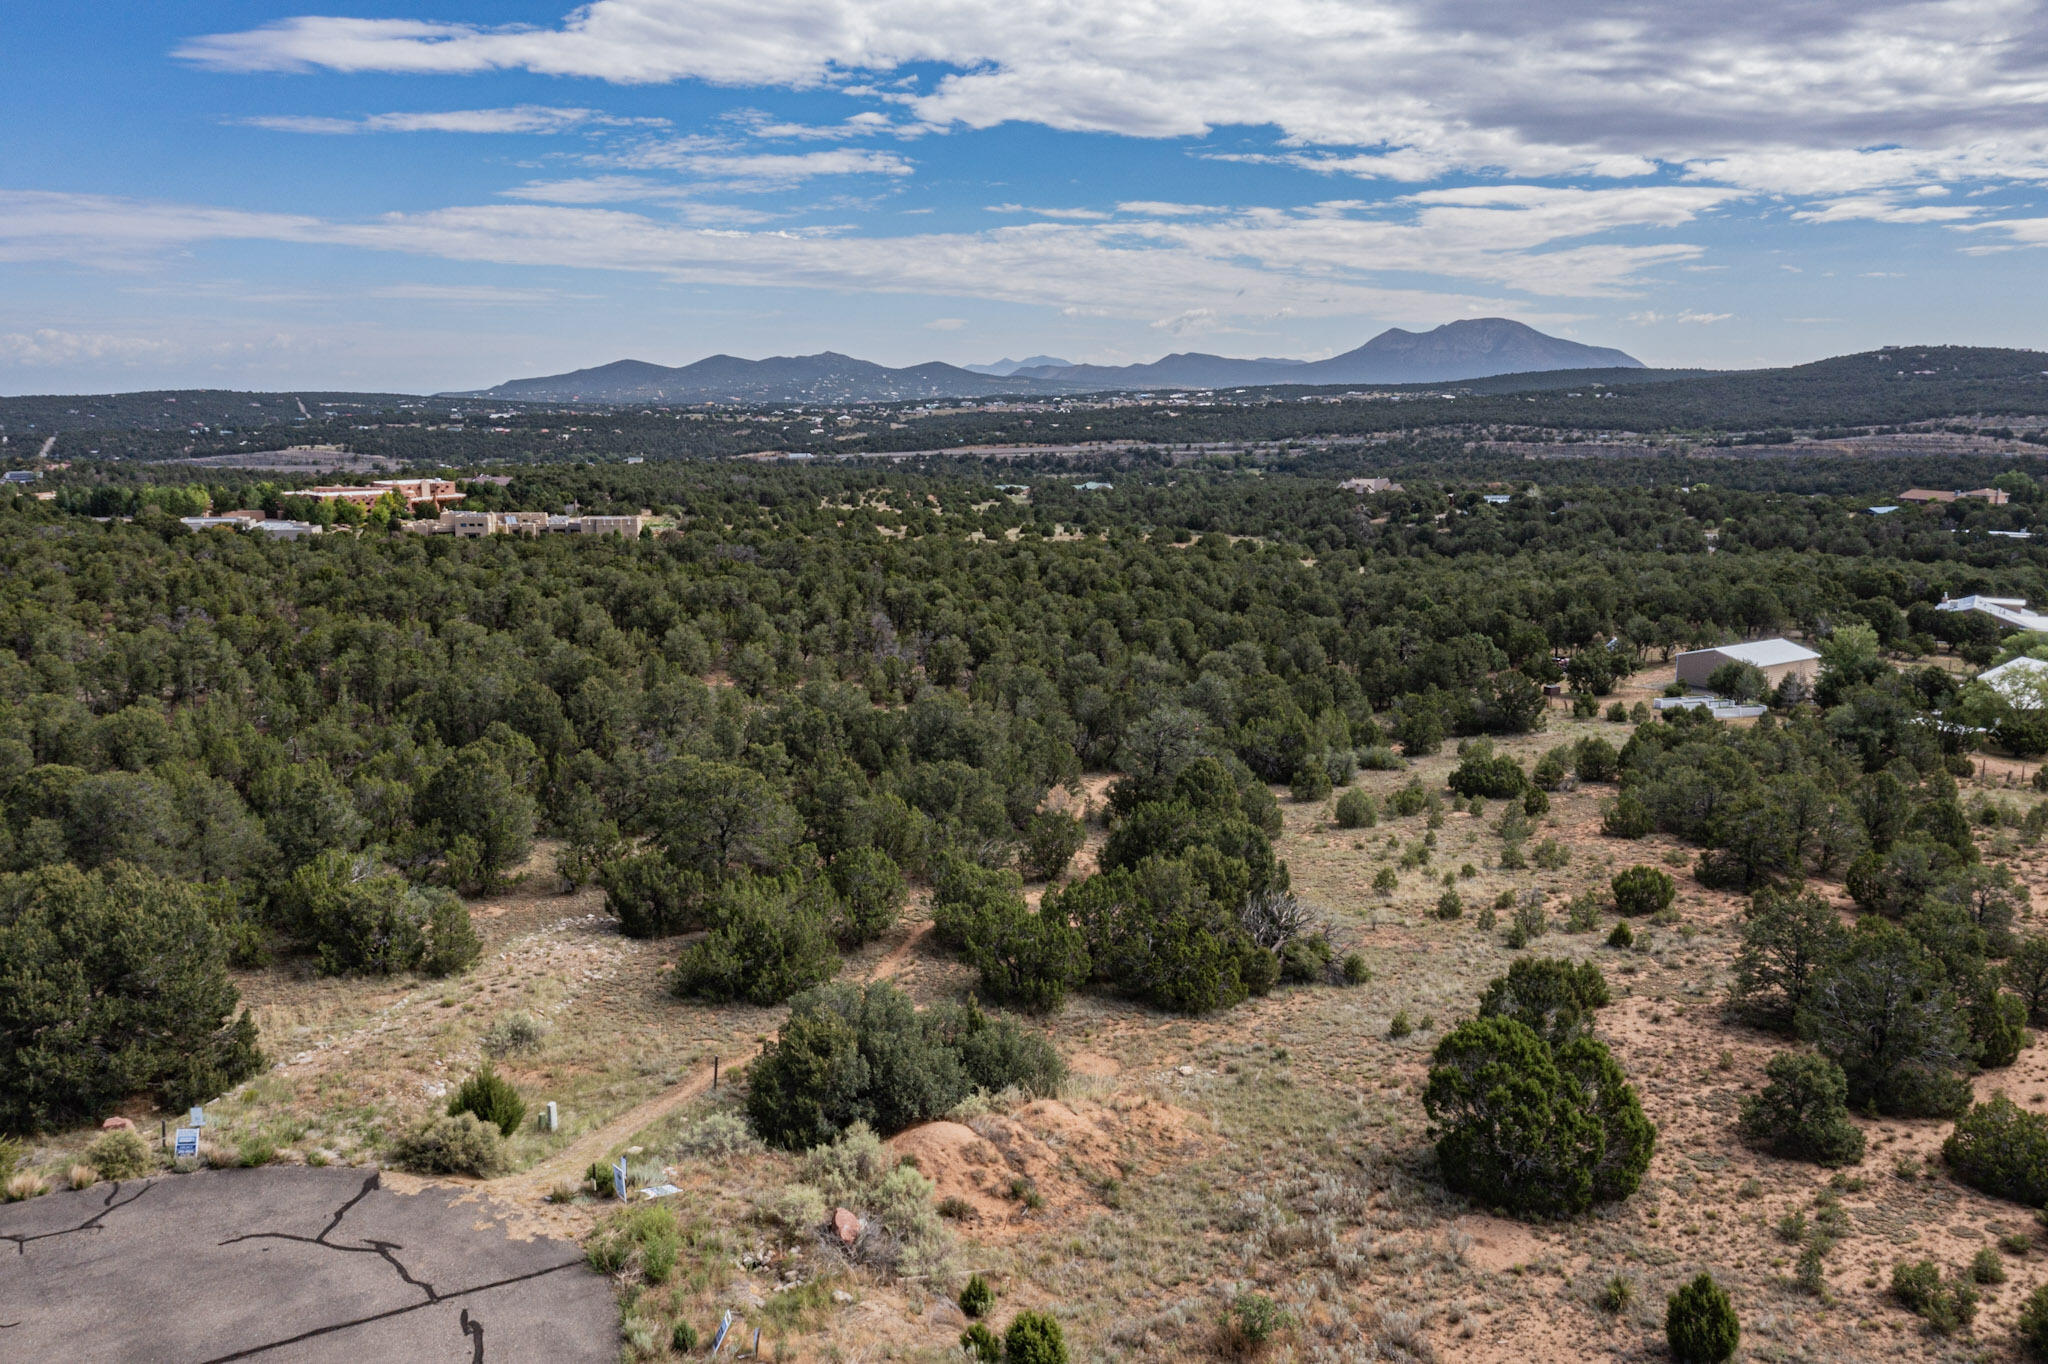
[100,1116,136,1131]
[832,1207,863,1247]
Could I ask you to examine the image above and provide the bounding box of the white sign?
[612,1157,628,1202]
[188,1107,205,1128]
[173,1128,200,1159]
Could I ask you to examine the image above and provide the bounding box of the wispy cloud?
[0,186,1731,332]
[240,105,660,135]
[987,203,1113,220]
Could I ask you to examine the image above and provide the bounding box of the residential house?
[1937,595,2048,632]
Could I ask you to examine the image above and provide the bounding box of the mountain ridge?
[449,318,1643,404]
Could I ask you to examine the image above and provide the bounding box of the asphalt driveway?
[0,1166,616,1362]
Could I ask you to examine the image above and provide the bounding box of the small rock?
[832,1206,864,1247]
[1177,1065,1195,1076]
[832,1289,854,1304]
[927,1301,967,1327]
[100,1116,135,1131]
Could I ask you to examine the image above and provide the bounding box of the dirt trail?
[492,921,935,1200]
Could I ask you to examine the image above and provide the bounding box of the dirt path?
[496,1052,746,1199]
[492,920,936,1200]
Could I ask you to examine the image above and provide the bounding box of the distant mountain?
[1014,319,1642,388]
[962,355,1074,377]
[453,319,1643,404]
[457,352,1049,405]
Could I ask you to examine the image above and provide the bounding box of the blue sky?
[3,1,2046,393]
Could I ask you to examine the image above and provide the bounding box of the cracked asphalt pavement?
[0,1166,615,1362]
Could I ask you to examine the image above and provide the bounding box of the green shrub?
[745,984,1063,1150]
[1944,1095,2048,1205]
[1357,746,1404,771]
[959,1273,995,1318]
[1665,1273,1739,1364]
[1386,779,1431,818]
[2019,1283,2048,1358]
[1448,747,1526,799]
[274,852,480,977]
[1596,1274,1633,1314]
[671,1321,699,1353]
[672,875,842,1006]
[1289,763,1332,803]
[1021,811,1086,882]
[1892,1259,1978,1334]
[1532,838,1569,870]
[1606,920,1634,949]
[1388,1010,1413,1039]
[0,863,264,1132]
[86,1128,153,1180]
[1423,1015,1654,1219]
[1218,1292,1289,1356]
[1972,1246,2006,1284]
[1050,855,1277,1015]
[1475,956,1610,1046]
[828,846,906,944]
[1504,897,1547,948]
[597,849,708,939]
[1003,1310,1068,1364]
[960,900,1090,1014]
[1341,953,1370,985]
[1277,934,1332,984]
[1333,788,1377,829]
[391,1112,509,1176]
[1602,793,1654,839]
[961,1323,1001,1363]
[1576,736,1621,782]
[1798,917,1974,1119]
[448,1062,526,1137]
[586,1203,682,1284]
[1612,865,1675,917]
[1372,867,1398,894]
[1434,889,1463,920]
[1738,1052,1865,1166]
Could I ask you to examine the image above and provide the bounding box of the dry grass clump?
[4,1170,48,1201]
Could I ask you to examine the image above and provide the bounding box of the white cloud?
[1792,194,1982,225]
[1116,201,1225,217]
[604,141,914,190]
[1626,309,1732,325]
[176,0,2048,198]
[0,329,178,365]
[367,283,595,304]
[986,204,1113,220]
[0,187,1707,331]
[241,105,657,135]
[924,316,965,329]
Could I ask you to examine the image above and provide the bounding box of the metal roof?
[1677,638,1821,668]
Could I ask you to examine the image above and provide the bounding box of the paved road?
[0,1166,616,1363]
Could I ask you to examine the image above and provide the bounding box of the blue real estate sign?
[173,1128,200,1159]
